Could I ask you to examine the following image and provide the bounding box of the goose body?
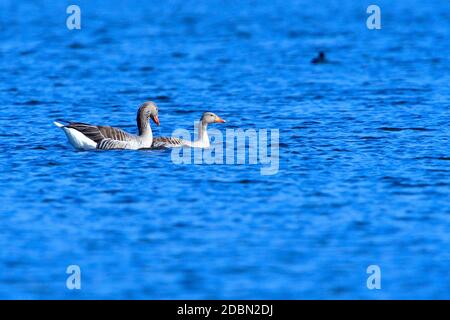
[152,112,225,149]
[152,136,192,148]
[54,101,160,150]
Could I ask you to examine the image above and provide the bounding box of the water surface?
[0,0,449,299]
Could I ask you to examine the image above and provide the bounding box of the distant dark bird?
[311,51,327,64]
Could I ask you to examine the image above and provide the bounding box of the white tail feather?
[54,121,97,150]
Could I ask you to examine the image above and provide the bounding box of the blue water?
[1,0,449,299]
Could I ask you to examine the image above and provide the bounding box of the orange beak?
[215,116,226,123]
[151,114,160,126]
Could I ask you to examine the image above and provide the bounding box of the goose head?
[201,112,225,125]
[139,101,160,126]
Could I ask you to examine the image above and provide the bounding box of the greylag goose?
[54,101,160,150]
[152,112,225,148]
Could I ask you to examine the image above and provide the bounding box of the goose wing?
[66,122,135,149]
[152,136,189,148]
[96,138,133,150]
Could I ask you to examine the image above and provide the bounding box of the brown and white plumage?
[152,112,225,149]
[152,136,187,148]
[54,101,160,150]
